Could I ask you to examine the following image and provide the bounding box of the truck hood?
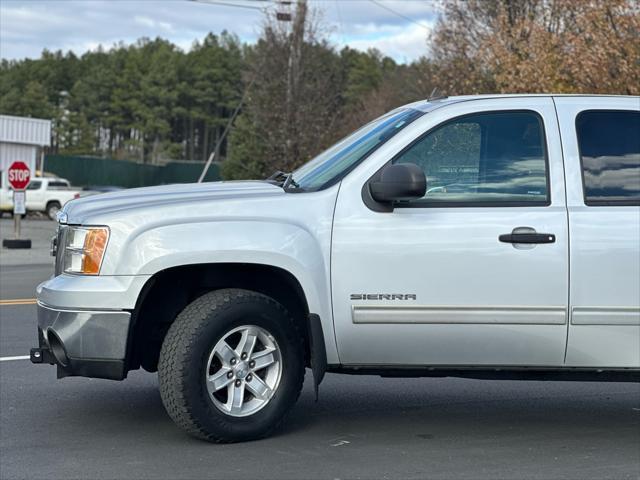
[61,180,284,224]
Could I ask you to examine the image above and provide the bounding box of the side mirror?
[369,163,427,203]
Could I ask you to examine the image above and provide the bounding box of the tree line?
[1,33,243,164]
[1,0,637,180]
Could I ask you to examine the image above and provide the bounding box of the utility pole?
[275,0,292,21]
[285,0,306,170]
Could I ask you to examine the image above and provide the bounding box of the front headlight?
[62,226,110,275]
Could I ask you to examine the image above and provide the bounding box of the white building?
[0,114,52,176]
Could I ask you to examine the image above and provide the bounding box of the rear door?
[554,97,640,367]
[331,97,570,366]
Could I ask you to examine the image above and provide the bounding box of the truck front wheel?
[158,288,305,443]
[46,201,61,221]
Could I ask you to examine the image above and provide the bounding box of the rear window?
[576,110,640,206]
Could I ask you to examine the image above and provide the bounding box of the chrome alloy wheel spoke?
[250,348,276,370]
[207,367,233,393]
[245,375,272,400]
[227,382,245,415]
[216,341,236,366]
[236,328,258,359]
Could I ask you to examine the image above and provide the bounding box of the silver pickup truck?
[31,94,640,443]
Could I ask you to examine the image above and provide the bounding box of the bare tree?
[430,0,640,95]
[224,0,343,179]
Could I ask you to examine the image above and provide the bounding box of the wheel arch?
[128,262,317,374]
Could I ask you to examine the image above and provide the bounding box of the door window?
[576,110,640,206]
[26,180,42,190]
[394,111,549,206]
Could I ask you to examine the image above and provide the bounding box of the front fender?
[104,217,339,364]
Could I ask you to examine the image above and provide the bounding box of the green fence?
[44,155,220,188]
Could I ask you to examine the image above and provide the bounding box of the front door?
[331,97,569,366]
[25,179,44,210]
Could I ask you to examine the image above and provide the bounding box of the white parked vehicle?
[31,95,640,443]
[0,175,82,220]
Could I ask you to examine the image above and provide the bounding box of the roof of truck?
[407,93,639,112]
[448,93,635,99]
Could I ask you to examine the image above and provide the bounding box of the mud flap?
[308,314,327,401]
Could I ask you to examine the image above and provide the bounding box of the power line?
[368,0,432,32]
[189,0,267,11]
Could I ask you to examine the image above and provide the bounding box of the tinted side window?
[27,180,42,190]
[393,111,548,206]
[48,181,70,188]
[576,110,640,206]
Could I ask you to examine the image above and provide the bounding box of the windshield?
[289,108,424,191]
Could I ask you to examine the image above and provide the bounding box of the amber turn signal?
[82,228,109,274]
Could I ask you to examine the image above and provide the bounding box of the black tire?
[158,288,305,443]
[46,201,61,221]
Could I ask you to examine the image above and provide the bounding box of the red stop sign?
[7,161,31,190]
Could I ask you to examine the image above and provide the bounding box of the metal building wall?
[0,143,37,172]
[0,115,51,147]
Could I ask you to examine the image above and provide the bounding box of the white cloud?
[134,16,174,32]
[345,22,431,62]
[0,0,438,63]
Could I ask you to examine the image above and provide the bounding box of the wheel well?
[128,263,311,373]
[46,200,61,208]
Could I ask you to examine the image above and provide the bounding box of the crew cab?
[0,176,82,219]
[31,95,640,443]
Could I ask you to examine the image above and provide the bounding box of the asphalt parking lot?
[1,219,639,479]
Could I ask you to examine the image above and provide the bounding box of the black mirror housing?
[369,163,427,204]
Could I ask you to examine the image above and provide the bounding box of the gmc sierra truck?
[31,95,640,443]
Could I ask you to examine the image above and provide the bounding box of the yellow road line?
[0,298,37,306]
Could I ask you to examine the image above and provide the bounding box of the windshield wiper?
[267,170,287,181]
[267,170,301,190]
[282,173,300,190]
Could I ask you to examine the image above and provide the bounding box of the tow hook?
[30,347,55,365]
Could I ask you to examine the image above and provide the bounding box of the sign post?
[2,161,32,249]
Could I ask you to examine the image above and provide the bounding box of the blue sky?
[0,0,439,63]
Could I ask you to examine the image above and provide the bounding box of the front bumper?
[32,302,132,380]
